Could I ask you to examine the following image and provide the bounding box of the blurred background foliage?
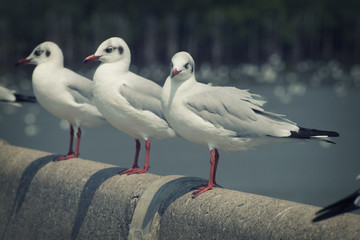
[1,0,359,70]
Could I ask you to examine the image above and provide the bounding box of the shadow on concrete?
[141,177,208,230]
[70,166,125,240]
[1,154,56,240]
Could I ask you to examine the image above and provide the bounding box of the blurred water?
[1,62,360,211]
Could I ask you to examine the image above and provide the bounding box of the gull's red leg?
[119,139,141,175]
[129,140,150,174]
[68,125,74,154]
[213,149,219,184]
[192,148,219,198]
[73,127,81,157]
[54,125,80,161]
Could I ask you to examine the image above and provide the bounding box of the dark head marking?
[186,62,193,73]
[34,49,42,56]
[46,50,51,57]
[118,46,124,55]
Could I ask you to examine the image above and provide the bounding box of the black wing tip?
[312,207,345,222]
[321,139,336,144]
[14,94,37,103]
[312,215,325,223]
[312,205,359,223]
[312,204,341,221]
[290,127,339,141]
[312,214,329,223]
[312,191,360,222]
[324,130,340,138]
[298,127,340,137]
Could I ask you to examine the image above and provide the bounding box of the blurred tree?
[2,0,360,71]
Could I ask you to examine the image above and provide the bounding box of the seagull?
[161,51,339,198]
[0,85,36,106]
[16,41,106,161]
[83,37,176,174]
[313,176,360,222]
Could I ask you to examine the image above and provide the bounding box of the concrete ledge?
[0,140,359,240]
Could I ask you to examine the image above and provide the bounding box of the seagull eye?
[118,46,124,54]
[170,63,173,69]
[184,63,190,69]
[34,49,42,56]
[105,47,113,53]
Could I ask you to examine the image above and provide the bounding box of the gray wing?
[185,86,297,137]
[63,69,105,121]
[64,69,94,105]
[119,73,164,119]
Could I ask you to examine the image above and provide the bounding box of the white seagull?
[83,37,176,174]
[161,51,339,198]
[0,85,36,106]
[16,41,106,161]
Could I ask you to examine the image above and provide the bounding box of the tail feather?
[289,127,339,144]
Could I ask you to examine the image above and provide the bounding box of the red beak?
[171,68,181,77]
[83,54,101,63]
[15,58,32,66]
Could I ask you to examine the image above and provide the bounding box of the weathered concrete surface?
[158,188,360,240]
[0,140,161,240]
[1,140,360,240]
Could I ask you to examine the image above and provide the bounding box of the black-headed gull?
[84,37,176,174]
[313,176,360,222]
[0,85,36,106]
[16,41,106,161]
[161,51,339,198]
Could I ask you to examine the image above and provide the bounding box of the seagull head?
[170,51,195,81]
[16,41,63,66]
[83,37,131,67]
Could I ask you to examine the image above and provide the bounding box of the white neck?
[162,75,197,110]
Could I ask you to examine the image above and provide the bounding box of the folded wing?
[185,86,299,138]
